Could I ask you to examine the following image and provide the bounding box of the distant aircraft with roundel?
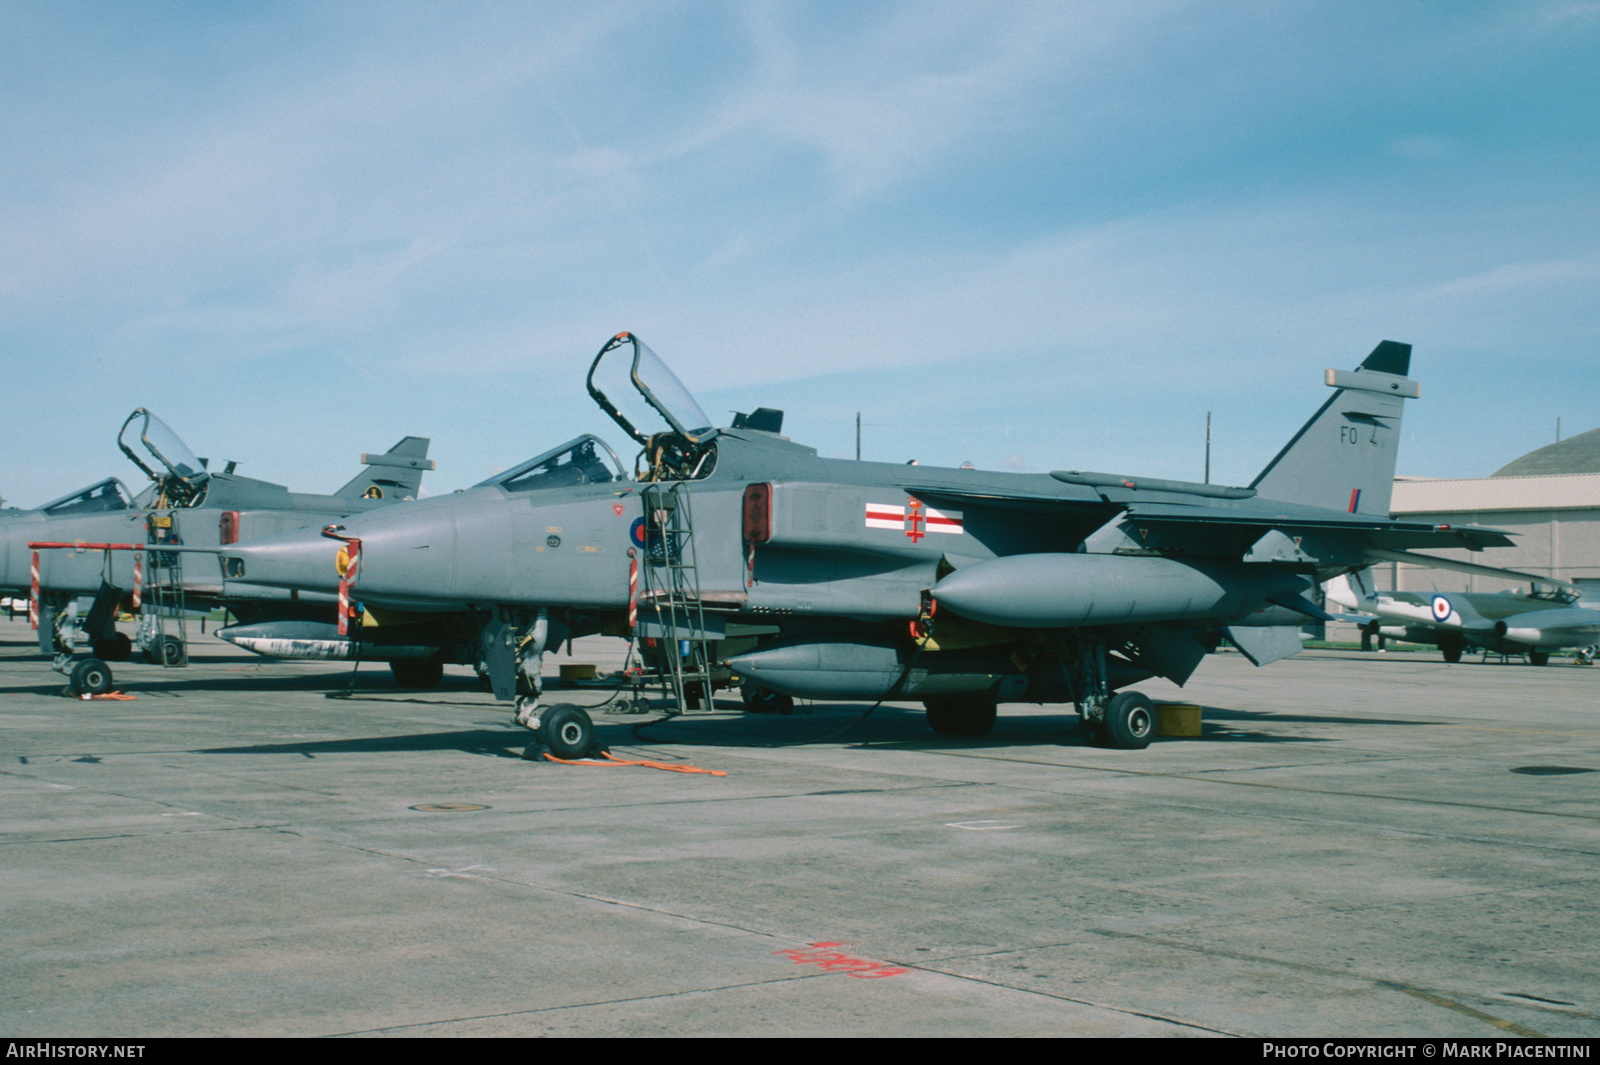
[1326,569,1600,665]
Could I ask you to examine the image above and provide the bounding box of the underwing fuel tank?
[217,620,442,662]
[930,553,1309,629]
[729,636,1150,701]
[1496,607,1600,648]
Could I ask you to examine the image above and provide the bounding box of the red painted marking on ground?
[773,942,908,979]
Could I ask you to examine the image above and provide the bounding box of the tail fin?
[1249,341,1418,516]
[337,436,434,500]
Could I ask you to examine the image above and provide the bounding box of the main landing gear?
[481,606,597,760]
[1069,636,1156,750]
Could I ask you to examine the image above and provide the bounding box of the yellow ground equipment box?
[1155,702,1202,737]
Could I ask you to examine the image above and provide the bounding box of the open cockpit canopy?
[118,408,209,505]
[586,332,714,448]
[475,434,627,493]
[36,478,136,517]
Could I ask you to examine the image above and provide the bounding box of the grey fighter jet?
[2,407,433,693]
[217,332,1514,755]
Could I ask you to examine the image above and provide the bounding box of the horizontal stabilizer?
[1365,549,1581,601]
[1121,503,1514,552]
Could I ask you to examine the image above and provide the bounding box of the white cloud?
[1420,255,1600,300]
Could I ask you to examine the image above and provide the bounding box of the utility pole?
[856,412,861,461]
[1204,412,1212,485]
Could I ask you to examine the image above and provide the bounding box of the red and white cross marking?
[864,498,963,542]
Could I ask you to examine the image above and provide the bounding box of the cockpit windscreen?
[475,435,627,493]
[38,478,135,517]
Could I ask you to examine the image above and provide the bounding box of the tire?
[1529,650,1550,666]
[538,704,595,759]
[92,633,133,662]
[924,697,997,737]
[147,635,186,667]
[1103,691,1156,750]
[391,659,445,688]
[1079,715,1106,746]
[70,657,113,697]
[1441,642,1463,664]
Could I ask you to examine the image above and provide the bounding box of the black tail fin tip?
[1360,341,1411,376]
[1249,341,1416,516]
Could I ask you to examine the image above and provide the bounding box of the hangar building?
[1377,426,1600,603]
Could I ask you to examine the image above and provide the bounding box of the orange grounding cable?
[541,750,726,776]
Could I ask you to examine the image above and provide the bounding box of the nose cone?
[1,514,44,593]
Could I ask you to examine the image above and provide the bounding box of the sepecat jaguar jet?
[3,407,433,694]
[217,332,1513,756]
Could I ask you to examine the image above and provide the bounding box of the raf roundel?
[1430,595,1453,623]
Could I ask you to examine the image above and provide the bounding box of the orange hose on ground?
[542,750,726,776]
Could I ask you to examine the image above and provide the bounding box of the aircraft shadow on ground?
[188,711,1342,759]
[1198,705,1433,729]
[196,727,535,760]
[0,667,491,699]
[627,704,1359,750]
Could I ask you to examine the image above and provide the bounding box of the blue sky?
[3,1,1597,507]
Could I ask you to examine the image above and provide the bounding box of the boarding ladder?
[639,481,716,713]
[139,508,189,666]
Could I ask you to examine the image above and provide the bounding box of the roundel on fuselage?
[1430,594,1452,622]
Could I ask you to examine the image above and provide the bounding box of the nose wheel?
[69,657,114,697]
[534,704,596,760]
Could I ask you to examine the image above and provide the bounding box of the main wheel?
[391,659,445,687]
[146,635,186,667]
[538,704,595,759]
[1529,650,1550,666]
[92,633,133,662]
[1103,691,1156,750]
[924,697,997,737]
[69,657,113,697]
[1441,642,1463,664]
